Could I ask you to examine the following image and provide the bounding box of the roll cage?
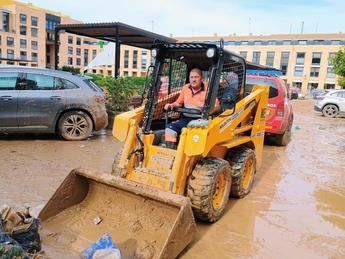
[142,42,246,134]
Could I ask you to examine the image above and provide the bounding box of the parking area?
[1,99,345,258]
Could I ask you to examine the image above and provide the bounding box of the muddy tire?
[274,122,292,146]
[111,148,126,177]
[58,111,93,141]
[187,158,231,223]
[322,104,339,118]
[227,147,256,198]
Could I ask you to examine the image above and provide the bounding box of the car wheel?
[322,104,339,118]
[274,122,292,146]
[58,111,93,141]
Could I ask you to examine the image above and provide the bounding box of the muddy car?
[0,66,107,140]
[314,89,345,117]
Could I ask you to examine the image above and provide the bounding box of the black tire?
[322,104,339,118]
[187,158,231,222]
[274,121,292,146]
[227,147,256,198]
[58,111,93,141]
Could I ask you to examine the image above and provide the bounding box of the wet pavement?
[1,100,345,258]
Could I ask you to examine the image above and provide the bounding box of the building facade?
[177,34,345,92]
[0,0,152,77]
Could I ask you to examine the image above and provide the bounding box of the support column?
[115,26,121,78]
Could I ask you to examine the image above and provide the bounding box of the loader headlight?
[206,48,215,58]
[151,48,158,58]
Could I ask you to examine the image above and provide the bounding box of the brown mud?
[1,100,345,258]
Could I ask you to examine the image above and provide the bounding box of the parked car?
[0,66,108,140]
[314,89,345,118]
[245,75,294,146]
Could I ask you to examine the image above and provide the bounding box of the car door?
[338,91,345,112]
[17,73,66,130]
[0,72,20,128]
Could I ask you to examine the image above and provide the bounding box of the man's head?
[189,68,203,90]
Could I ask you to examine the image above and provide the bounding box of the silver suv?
[314,89,345,118]
[0,66,108,140]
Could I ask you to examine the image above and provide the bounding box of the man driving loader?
[164,68,219,148]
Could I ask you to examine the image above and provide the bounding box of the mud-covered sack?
[1,206,41,254]
[0,244,30,259]
[11,217,41,253]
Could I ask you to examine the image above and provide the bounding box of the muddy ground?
[1,100,345,258]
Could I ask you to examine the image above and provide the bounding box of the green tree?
[332,48,345,89]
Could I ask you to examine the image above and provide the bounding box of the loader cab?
[141,42,246,140]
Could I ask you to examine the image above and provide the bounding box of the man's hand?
[164,103,173,111]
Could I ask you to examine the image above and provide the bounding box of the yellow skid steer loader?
[39,42,268,258]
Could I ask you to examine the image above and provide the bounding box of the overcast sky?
[26,0,345,37]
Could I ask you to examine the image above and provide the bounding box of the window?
[296,52,305,65]
[20,25,27,35]
[252,51,261,64]
[76,48,81,56]
[141,51,147,69]
[267,41,276,45]
[20,51,27,60]
[31,16,38,26]
[31,28,38,37]
[31,41,38,50]
[3,12,10,32]
[298,40,307,45]
[331,40,340,45]
[266,52,275,67]
[32,53,38,62]
[328,52,336,66]
[76,58,81,66]
[310,67,320,77]
[294,66,304,77]
[76,38,81,45]
[92,50,97,59]
[20,39,27,49]
[7,37,14,47]
[25,74,55,90]
[20,14,27,24]
[327,67,335,78]
[133,50,138,69]
[241,41,248,45]
[68,47,73,55]
[124,50,129,68]
[68,36,73,44]
[239,51,247,59]
[68,57,73,65]
[7,50,14,59]
[311,52,321,65]
[324,83,335,89]
[282,40,291,45]
[280,52,290,75]
[62,79,79,89]
[254,41,262,45]
[0,73,19,90]
[84,49,89,66]
[245,78,279,98]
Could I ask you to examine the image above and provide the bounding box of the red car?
[245,75,293,146]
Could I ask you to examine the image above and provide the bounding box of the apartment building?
[177,33,345,92]
[0,0,152,77]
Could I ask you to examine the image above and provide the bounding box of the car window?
[336,91,345,98]
[245,77,279,98]
[0,72,19,90]
[26,73,55,90]
[62,79,79,89]
[83,79,103,93]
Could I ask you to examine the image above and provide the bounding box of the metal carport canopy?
[54,22,177,77]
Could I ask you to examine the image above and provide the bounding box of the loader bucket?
[39,168,196,259]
